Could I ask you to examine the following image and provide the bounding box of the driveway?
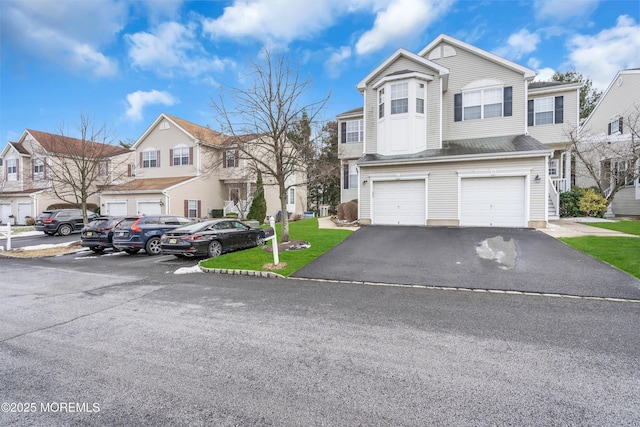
[292,226,640,299]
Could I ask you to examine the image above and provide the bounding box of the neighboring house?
[576,69,640,216]
[0,130,132,225]
[337,34,580,227]
[100,113,306,221]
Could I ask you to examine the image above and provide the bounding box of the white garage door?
[105,201,127,217]
[138,201,162,216]
[17,203,32,225]
[373,180,426,225]
[460,177,526,227]
[0,204,11,224]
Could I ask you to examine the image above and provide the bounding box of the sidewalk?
[317,216,360,231]
[538,218,639,238]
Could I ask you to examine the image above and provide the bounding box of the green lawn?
[579,220,640,236]
[559,236,640,279]
[199,217,353,277]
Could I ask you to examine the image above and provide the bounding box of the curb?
[198,265,285,279]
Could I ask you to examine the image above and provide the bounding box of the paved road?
[293,226,640,299]
[1,256,638,426]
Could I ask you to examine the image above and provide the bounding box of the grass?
[199,217,353,277]
[579,220,640,236]
[559,236,640,279]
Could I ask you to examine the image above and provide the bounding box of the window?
[159,121,170,130]
[342,163,358,190]
[33,159,44,178]
[608,117,623,135]
[346,120,363,143]
[142,150,159,168]
[416,83,425,114]
[172,146,190,166]
[6,158,17,181]
[378,88,385,119]
[98,161,108,176]
[287,188,295,205]
[549,159,559,177]
[390,82,408,114]
[528,96,563,126]
[187,200,198,218]
[613,160,635,187]
[224,150,238,168]
[229,188,240,202]
[463,87,502,120]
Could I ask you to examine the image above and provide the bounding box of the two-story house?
[576,69,640,216]
[100,113,306,221]
[337,34,580,227]
[0,130,132,225]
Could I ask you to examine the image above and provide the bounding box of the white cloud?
[0,0,125,77]
[126,21,232,78]
[355,0,455,55]
[533,67,556,82]
[534,0,600,22]
[567,15,640,90]
[494,29,541,60]
[324,46,352,79]
[125,90,178,121]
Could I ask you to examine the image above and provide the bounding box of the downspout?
[162,190,170,215]
[30,192,38,218]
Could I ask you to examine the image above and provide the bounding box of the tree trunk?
[279,182,289,242]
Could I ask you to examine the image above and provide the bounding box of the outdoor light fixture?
[362,180,368,185]
[534,175,541,181]
[159,200,165,207]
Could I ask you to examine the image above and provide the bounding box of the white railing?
[223,199,252,217]
[551,178,569,193]
[547,177,560,218]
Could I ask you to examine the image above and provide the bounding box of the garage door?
[138,201,162,216]
[17,203,32,225]
[460,177,526,227]
[373,180,426,225]
[105,201,127,217]
[0,204,11,224]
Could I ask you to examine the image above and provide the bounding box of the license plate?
[86,231,94,236]
[117,232,126,237]
[169,238,177,244]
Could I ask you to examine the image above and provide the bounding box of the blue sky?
[1,0,639,146]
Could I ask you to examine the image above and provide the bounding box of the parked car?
[80,216,124,253]
[112,215,193,255]
[35,209,98,236]
[160,219,267,258]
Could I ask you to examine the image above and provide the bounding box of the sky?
[1,0,639,146]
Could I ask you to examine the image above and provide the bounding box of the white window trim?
[462,85,504,121]
[142,150,158,168]
[173,145,190,166]
[6,158,17,181]
[534,96,555,126]
[346,119,363,143]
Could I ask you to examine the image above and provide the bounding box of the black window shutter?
[341,122,347,143]
[554,96,563,124]
[235,150,239,167]
[527,100,534,126]
[608,123,612,135]
[618,117,623,133]
[454,93,462,122]
[503,86,512,117]
[223,151,227,168]
[343,164,349,189]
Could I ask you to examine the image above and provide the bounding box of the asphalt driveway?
[292,226,640,299]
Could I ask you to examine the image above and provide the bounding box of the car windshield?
[89,218,111,228]
[115,218,139,229]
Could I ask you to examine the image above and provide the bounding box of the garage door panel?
[373,180,425,225]
[106,201,127,216]
[138,201,162,216]
[461,177,525,227]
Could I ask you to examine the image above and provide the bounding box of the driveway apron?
[292,226,640,299]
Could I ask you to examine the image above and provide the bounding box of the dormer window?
[390,82,408,114]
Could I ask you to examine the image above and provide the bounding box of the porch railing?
[551,178,569,193]
[547,177,560,218]
[223,199,252,217]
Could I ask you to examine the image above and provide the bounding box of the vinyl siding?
[527,89,579,145]
[611,187,640,216]
[584,72,640,135]
[136,120,198,179]
[359,157,547,224]
[427,43,527,140]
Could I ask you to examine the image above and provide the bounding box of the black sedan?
[160,219,265,258]
[80,216,124,253]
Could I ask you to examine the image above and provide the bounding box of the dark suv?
[112,215,193,255]
[35,209,98,236]
[80,216,125,253]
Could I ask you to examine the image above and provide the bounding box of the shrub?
[24,216,35,226]
[247,172,267,223]
[559,187,587,217]
[225,212,239,218]
[210,209,223,218]
[337,201,358,221]
[579,188,608,218]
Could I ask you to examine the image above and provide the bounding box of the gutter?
[358,149,554,167]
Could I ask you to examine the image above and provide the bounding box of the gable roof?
[133,113,226,149]
[337,106,364,119]
[2,141,30,157]
[357,48,449,90]
[419,34,536,80]
[581,69,640,129]
[24,129,130,158]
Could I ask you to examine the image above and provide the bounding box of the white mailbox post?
[1,223,11,251]
[268,216,279,265]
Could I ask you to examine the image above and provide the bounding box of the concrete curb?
[198,265,285,279]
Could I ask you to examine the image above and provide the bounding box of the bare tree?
[571,104,640,205]
[211,49,330,241]
[35,114,132,223]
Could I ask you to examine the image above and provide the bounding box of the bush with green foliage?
[560,187,587,217]
[247,172,267,223]
[210,209,223,218]
[224,212,239,218]
[578,188,608,218]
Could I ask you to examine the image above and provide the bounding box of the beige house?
[576,69,640,216]
[100,113,306,221]
[337,34,580,227]
[0,129,132,224]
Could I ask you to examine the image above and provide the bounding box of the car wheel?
[91,246,105,253]
[58,224,73,236]
[145,237,161,255]
[207,240,222,258]
[125,249,140,255]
